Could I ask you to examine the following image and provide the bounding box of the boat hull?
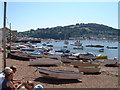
[29,58,62,65]
[38,67,83,80]
[78,66,101,73]
[97,55,108,59]
[104,59,119,66]
[70,61,100,67]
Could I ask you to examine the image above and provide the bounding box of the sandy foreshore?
[5,57,118,88]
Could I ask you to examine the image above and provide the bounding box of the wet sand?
[5,57,118,88]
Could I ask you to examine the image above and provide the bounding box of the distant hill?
[18,23,119,40]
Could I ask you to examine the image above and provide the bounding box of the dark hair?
[10,66,16,70]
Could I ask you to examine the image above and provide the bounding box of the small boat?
[70,60,100,67]
[46,50,63,59]
[73,46,83,50]
[63,46,67,48]
[29,58,62,66]
[47,54,61,60]
[20,48,35,52]
[78,66,101,73]
[25,50,44,55]
[61,56,79,63]
[55,49,70,53]
[78,52,97,60]
[99,49,104,52]
[42,43,46,46]
[74,40,82,46]
[37,67,83,80]
[86,45,104,48]
[47,45,53,47]
[8,52,36,61]
[106,46,118,49]
[96,55,108,59]
[104,58,119,66]
[64,40,69,44]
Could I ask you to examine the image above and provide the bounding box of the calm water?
[37,40,118,59]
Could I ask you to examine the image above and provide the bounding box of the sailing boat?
[64,31,69,44]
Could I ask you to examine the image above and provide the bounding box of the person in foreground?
[2,70,23,90]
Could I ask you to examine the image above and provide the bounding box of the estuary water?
[37,40,118,59]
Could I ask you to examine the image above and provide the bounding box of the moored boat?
[86,45,104,48]
[73,46,83,50]
[74,40,82,46]
[99,49,104,52]
[106,46,118,49]
[64,40,69,44]
[47,45,53,47]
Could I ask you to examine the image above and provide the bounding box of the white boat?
[74,40,82,46]
[70,61,101,73]
[37,67,83,80]
[78,52,97,60]
[47,50,63,60]
[29,58,62,66]
[78,66,101,73]
[70,60,100,67]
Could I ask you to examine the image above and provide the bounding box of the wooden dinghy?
[61,56,80,63]
[29,58,62,66]
[70,60,100,67]
[37,67,83,80]
[8,53,34,61]
[78,66,101,73]
[70,60,101,73]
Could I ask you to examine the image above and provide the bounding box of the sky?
[0,1,119,32]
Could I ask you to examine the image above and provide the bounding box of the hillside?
[18,23,119,40]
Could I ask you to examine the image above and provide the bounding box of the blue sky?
[0,2,118,32]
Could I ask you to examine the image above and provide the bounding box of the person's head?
[5,71,13,80]
[10,66,17,73]
[25,81,34,90]
[4,67,13,74]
